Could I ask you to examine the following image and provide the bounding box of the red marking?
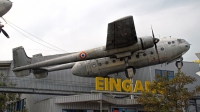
[79,52,87,59]
[150,57,167,62]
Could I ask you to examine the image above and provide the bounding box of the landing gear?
[122,57,136,78]
[175,61,183,69]
[125,66,136,79]
[175,57,183,72]
[123,57,135,100]
[179,57,183,61]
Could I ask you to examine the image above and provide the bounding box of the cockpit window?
[177,39,185,43]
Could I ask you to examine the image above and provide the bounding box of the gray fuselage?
[71,38,190,77]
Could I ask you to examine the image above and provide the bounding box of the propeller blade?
[154,43,160,63]
[1,29,9,38]
[151,26,155,39]
[151,26,160,63]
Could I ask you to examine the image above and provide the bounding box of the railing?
[0,76,95,95]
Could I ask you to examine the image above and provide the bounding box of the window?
[105,61,109,64]
[112,60,116,63]
[177,39,185,43]
[150,51,154,55]
[98,63,102,66]
[136,54,139,58]
[143,53,146,56]
[172,41,175,44]
[155,69,174,80]
[7,99,26,112]
[168,42,171,44]
[161,47,164,51]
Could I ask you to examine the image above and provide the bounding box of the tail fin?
[13,46,32,77]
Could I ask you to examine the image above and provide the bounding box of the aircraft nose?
[71,62,87,76]
[184,40,190,51]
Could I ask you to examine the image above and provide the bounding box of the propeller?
[151,26,160,63]
[0,23,9,38]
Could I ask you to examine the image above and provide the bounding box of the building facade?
[0,60,200,112]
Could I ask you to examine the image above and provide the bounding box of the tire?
[125,66,136,78]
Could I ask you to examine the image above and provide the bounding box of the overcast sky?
[0,0,200,62]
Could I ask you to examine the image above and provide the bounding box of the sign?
[95,77,151,92]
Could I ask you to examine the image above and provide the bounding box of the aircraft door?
[89,60,99,75]
[131,52,149,68]
[147,48,158,65]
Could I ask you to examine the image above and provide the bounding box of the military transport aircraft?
[194,53,200,76]
[12,16,190,79]
[0,0,12,38]
[193,53,200,64]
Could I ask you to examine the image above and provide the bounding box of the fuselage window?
[161,47,164,51]
[98,63,102,66]
[150,51,154,55]
[172,41,175,44]
[113,60,116,63]
[177,39,185,43]
[136,54,139,58]
[105,61,109,64]
[168,42,171,44]
[143,53,147,56]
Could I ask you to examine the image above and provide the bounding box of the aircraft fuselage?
[71,38,190,77]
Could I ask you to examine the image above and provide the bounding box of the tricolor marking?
[79,52,87,59]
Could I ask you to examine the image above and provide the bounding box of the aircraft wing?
[195,53,200,59]
[106,16,138,50]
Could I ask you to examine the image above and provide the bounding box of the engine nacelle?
[139,36,155,50]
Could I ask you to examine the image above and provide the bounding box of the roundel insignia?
[79,52,87,59]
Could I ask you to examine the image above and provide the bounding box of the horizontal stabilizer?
[33,68,48,79]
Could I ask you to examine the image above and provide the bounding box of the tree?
[137,70,198,112]
[0,72,28,112]
[196,85,200,94]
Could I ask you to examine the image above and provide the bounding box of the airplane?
[0,0,12,38]
[193,53,200,76]
[12,16,190,79]
[193,53,200,64]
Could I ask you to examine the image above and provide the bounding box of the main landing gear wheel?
[175,57,183,69]
[125,66,136,78]
[175,61,183,69]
